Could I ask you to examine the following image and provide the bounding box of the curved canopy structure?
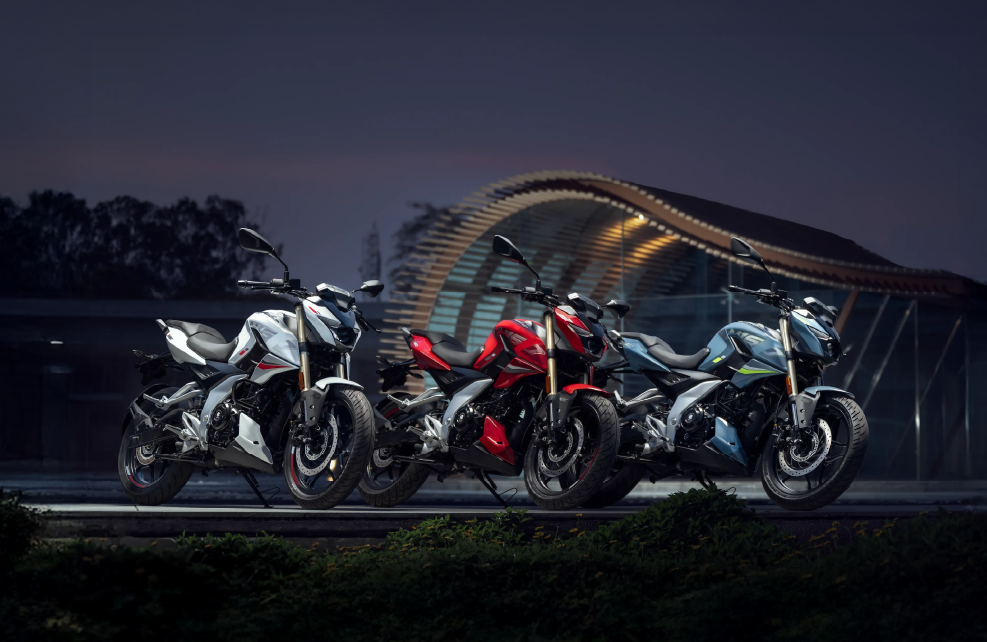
[383,171,983,363]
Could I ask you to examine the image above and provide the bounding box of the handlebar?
[237,278,304,294]
[490,285,560,306]
[238,280,271,289]
[727,284,795,311]
[728,285,756,294]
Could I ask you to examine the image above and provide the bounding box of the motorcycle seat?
[165,319,237,362]
[620,332,710,370]
[409,328,481,368]
[619,332,673,352]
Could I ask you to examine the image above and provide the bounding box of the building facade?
[382,171,987,481]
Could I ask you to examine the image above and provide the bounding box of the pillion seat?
[165,319,237,362]
[620,332,710,370]
[409,329,482,368]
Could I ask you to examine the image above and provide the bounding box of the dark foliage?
[388,202,459,298]
[1,489,985,641]
[0,495,44,568]
[0,190,269,299]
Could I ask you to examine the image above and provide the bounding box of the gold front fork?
[295,302,312,391]
[778,315,798,396]
[544,309,558,395]
[778,314,802,427]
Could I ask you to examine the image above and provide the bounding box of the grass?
[1,489,985,641]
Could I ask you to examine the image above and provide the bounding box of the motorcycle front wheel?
[118,387,194,506]
[283,387,375,510]
[761,394,869,511]
[524,392,620,510]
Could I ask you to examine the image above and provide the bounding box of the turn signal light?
[785,376,793,395]
[546,376,552,393]
[299,372,306,390]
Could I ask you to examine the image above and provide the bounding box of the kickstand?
[474,470,516,509]
[692,469,714,491]
[240,469,272,508]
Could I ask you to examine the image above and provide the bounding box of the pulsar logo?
[506,332,526,346]
[412,341,419,348]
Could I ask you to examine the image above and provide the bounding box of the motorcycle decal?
[554,307,588,355]
[494,356,544,389]
[480,416,515,465]
[251,353,297,384]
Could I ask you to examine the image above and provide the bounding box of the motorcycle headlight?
[317,316,356,346]
[807,325,831,342]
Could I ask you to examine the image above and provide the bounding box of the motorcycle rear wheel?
[580,461,646,508]
[358,392,431,507]
[118,387,194,506]
[524,392,619,510]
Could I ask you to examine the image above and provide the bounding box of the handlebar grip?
[727,285,746,293]
[238,280,269,289]
[491,286,506,292]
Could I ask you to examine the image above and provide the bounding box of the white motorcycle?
[119,228,383,509]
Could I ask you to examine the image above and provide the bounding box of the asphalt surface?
[4,470,984,541]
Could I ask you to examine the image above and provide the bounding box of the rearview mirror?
[492,235,527,265]
[355,280,385,298]
[239,228,278,257]
[730,237,762,265]
[605,299,631,319]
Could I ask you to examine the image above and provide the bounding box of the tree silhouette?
[388,202,463,299]
[0,190,269,299]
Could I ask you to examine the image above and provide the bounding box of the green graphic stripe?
[737,367,778,375]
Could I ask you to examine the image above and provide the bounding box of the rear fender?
[122,383,171,433]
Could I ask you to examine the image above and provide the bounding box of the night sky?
[2,2,984,293]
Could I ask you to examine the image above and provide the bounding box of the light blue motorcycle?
[588,237,868,511]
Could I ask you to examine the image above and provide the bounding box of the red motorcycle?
[359,236,620,510]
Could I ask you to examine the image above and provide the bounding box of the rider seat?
[165,320,237,362]
[620,332,710,370]
[409,329,481,368]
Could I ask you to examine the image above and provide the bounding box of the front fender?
[542,386,612,431]
[562,383,611,397]
[794,386,854,428]
[803,385,853,398]
[313,377,363,391]
[299,378,366,427]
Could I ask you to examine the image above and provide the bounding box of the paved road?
[5,470,983,541]
[3,470,985,509]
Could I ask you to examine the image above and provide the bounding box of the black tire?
[580,462,646,508]
[524,392,620,510]
[283,387,375,510]
[118,388,194,506]
[761,394,868,511]
[358,392,432,507]
[358,460,431,507]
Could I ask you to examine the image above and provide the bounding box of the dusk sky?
[2,1,984,292]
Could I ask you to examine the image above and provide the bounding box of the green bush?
[1,488,984,641]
